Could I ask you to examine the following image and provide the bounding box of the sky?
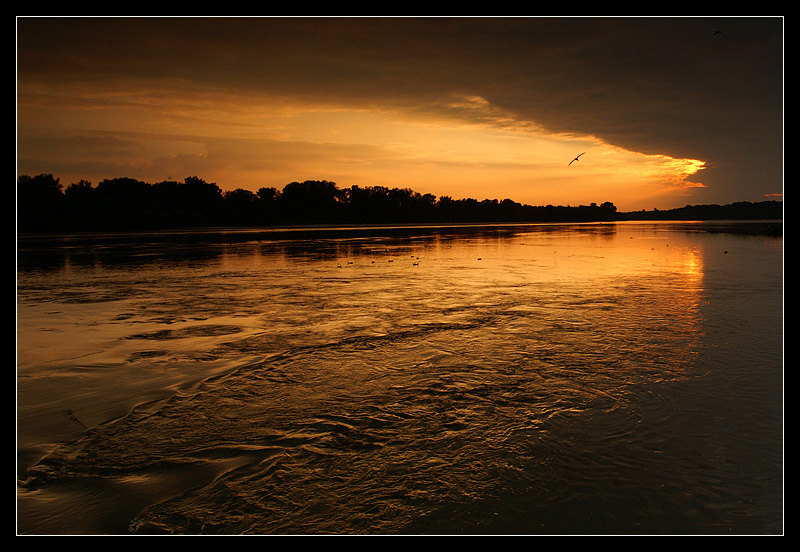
[16,16,784,212]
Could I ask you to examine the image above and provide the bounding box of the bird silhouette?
[568,152,585,166]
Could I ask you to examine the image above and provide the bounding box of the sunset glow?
[16,17,782,212]
[16,16,785,539]
[17,80,709,211]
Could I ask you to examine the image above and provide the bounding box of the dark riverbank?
[17,174,782,235]
[622,200,783,230]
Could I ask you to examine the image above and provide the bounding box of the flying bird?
[568,152,585,166]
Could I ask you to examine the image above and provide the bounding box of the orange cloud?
[17,79,709,212]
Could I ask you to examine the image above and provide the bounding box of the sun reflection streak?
[680,248,704,283]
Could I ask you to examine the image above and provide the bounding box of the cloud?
[17,16,783,209]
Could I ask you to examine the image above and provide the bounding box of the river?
[16,221,783,534]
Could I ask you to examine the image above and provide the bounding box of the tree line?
[624,201,783,222]
[16,174,624,232]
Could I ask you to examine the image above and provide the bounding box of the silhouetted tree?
[279,180,342,224]
[149,177,223,228]
[181,176,224,208]
[64,179,93,199]
[61,179,98,230]
[256,186,280,225]
[90,177,154,229]
[436,195,456,222]
[17,173,64,231]
[223,189,261,225]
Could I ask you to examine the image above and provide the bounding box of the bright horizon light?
[17,79,709,212]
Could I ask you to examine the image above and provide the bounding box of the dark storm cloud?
[17,16,783,204]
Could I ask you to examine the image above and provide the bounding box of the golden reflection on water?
[17,223,785,535]
[17,224,713,382]
[209,223,710,390]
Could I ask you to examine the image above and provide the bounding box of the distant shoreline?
[16,174,782,235]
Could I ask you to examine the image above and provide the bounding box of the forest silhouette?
[16,173,782,233]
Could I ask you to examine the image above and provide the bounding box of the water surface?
[16,222,783,534]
